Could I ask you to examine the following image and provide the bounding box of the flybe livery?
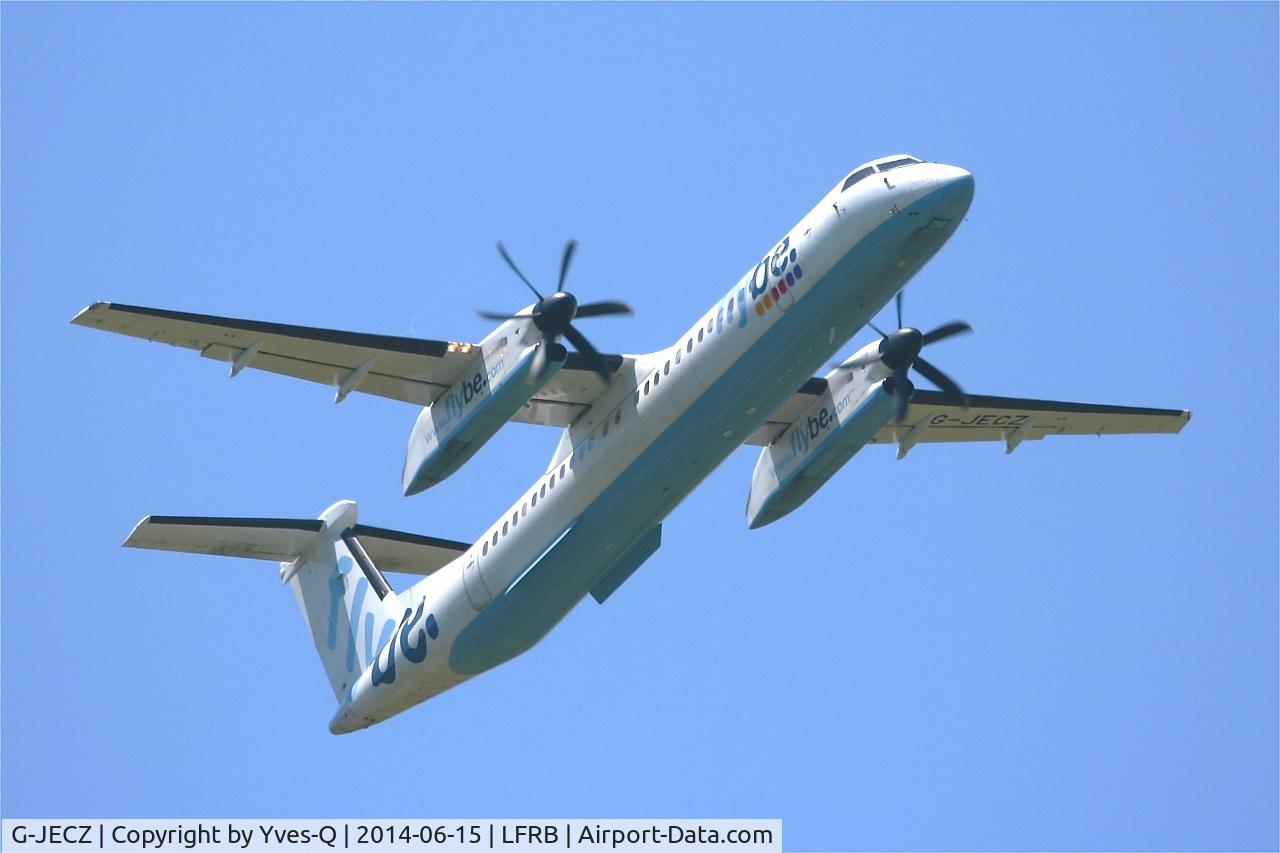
[73,155,1190,733]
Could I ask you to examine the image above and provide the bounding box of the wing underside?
[747,384,1190,449]
[72,302,623,426]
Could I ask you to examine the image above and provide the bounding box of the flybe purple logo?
[750,236,803,317]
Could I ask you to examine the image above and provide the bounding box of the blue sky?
[2,3,1276,850]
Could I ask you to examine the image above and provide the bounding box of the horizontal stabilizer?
[348,524,470,575]
[125,515,468,575]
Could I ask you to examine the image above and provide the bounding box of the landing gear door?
[463,553,492,610]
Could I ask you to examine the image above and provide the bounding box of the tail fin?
[282,501,404,701]
[124,500,469,702]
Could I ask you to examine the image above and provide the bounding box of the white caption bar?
[2,820,781,852]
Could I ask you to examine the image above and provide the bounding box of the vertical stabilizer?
[283,501,404,701]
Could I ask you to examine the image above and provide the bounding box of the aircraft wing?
[746,384,1190,450]
[71,302,623,426]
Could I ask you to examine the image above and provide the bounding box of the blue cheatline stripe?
[325,555,355,650]
[346,577,369,673]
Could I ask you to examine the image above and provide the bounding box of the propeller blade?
[531,340,549,382]
[496,242,543,300]
[477,310,528,321]
[921,321,973,346]
[563,323,611,382]
[894,391,910,423]
[557,240,578,292]
[868,321,889,338]
[912,356,969,407]
[575,300,634,319]
[892,372,914,423]
[895,291,904,330]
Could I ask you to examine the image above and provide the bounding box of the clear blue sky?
[3,3,1276,850]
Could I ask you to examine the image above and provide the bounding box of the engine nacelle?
[746,376,895,529]
[402,342,566,495]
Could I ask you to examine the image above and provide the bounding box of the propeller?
[478,240,633,382]
[840,291,972,423]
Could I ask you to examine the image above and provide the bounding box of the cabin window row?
[479,296,748,558]
[480,461,570,557]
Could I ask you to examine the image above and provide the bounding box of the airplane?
[72,154,1190,734]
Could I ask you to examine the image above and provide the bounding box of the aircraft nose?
[930,164,975,219]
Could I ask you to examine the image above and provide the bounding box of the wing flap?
[200,343,447,406]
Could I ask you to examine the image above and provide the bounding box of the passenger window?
[706,318,714,333]
[491,531,498,546]
[549,475,555,490]
[513,511,519,526]
[502,521,508,535]
[645,379,650,394]
[697,329,704,343]
[634,390,640,405]
[664,361,670,376]
[653,372,660,387]
[522,503,527,517]
[482,542,488,556]
[540,484,546,498]
[614,409,621,425]
[841,166,875,191]
[686,339,693,353]
[560,464,566,478]
[675,349,682,365]
[726,299,734,324]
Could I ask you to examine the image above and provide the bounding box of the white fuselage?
[330,157,975,733]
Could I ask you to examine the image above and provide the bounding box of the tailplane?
[124,500,468,701]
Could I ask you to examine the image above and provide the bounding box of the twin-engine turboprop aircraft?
[73,154,1190,733]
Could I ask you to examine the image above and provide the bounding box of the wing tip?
[70,301,111,326]
[122,515,154,548]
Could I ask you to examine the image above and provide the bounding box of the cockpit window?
[841,167,876,192]
[876,157,920,172]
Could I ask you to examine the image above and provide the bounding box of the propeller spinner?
[840,291,973,422]
[478,240,633,382]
